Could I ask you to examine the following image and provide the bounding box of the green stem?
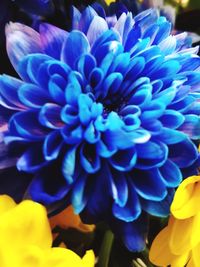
[96,230,114,267]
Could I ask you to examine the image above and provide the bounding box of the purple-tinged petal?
[178,114,200,140]
[39,103,63,129]
[39,23,68,60]
[6,23,42,72]
[87,16,108,47]
[71,6,81,30]
[168,138,198,168]
[78,6,98,34]
[10,110,48,141]
[0,74,25,111]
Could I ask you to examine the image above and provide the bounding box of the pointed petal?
[40,23,68,60]
[6,23,42,72]
[61,31,90,68]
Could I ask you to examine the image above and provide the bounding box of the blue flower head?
[1,7,200,251]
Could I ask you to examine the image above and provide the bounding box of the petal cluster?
[0,195,95,267]
[1,7,200,251]
[149,175,200,267]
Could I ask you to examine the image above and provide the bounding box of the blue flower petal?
[0,75,25,110]
[62,31,90,68]
[136,141,168,169]
[76,54,96,81]
[178,114,200,140]
[131,168,167,201]
[61,125,83,145]
[84,122,100,144]
[93,40,124,65]
[6,23,42,72]
[160,110,184,129]
[43,130,63,161]
[141,189,175,217]
[39,103,63,129]
[87,16,108,47]
[168,138,198,168]
[91,29,120,55]
[158,127,186,144]
[10,110,47,140]
[18,53,53,84]
[71,171,88,214]
[112,180,141,222]
[78,6,98,34]
[17,144,47,173]
[19,83,50,108]
[80,143,101,173]
[40,23,68,60]
[110,147,137,171]
[29,165,70,205]
[159,159,182,187]
[62,146,77,184]
[110,168,128,207]
[110,213,148,251]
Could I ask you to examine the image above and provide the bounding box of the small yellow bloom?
[0,195,95,267]
[104,0,116,5]
[149,176,200,267]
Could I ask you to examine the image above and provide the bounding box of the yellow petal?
[169,212,200,255]
[50,206,95,233]
[171,176,200,219]
[190,241,200,267]
[0,196,95,267]
[82,250,95,267]
[104,0,116,5]
[170,252,190,267]
[17,246,44,267]
[0,195,16,215]
[150,218,190,267]
[0,200,52,250]
[45,248,83,267]
[149,225,174,266]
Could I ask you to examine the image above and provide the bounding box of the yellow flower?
[149,175,200,267]
[0,195,95,267]
[104,0,116,5]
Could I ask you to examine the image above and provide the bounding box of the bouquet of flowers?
[0,0,200,266]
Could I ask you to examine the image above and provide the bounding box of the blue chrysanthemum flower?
[1,7,200,251]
